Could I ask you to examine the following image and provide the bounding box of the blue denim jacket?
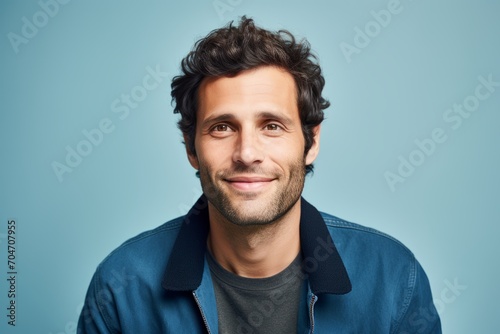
[78,196,441,333]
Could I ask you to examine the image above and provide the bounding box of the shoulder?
[320,211,414,259]
[319,211,418,284]
[314,213,440,332]
[103,216,184,262]
[94,216,185,283]
[79,216,187,332]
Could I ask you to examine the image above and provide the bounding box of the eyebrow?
[200,113,235,129]
[257,111,294,126]
[200,111,295,129]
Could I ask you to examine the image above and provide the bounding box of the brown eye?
[265,123,282,131]
[209,124,234,138]
[262,123,284,137]
[214,124,229,132]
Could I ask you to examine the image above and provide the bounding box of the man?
[78,17,441,333]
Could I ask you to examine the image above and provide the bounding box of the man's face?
[186,66,320,226]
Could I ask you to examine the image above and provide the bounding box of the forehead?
[197,66,298,120]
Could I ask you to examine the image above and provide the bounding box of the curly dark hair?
[171,17,330,174]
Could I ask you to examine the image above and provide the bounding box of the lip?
[224,176,275,191]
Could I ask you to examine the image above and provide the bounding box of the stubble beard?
[199,158,306,227]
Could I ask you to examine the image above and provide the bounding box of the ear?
[184,135,199,170]
[305,125,321,165]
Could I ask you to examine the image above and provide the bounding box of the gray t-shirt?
[207,251,304,334]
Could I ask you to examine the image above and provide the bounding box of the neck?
[207,199,301,278]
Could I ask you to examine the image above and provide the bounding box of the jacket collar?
[162,195,351,295]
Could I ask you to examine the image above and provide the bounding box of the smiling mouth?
[224,176,275,191]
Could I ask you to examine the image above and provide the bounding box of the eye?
[265,124,280,131]
[263,123,284,134]
[212,124,230,132]
[209,123,234,137]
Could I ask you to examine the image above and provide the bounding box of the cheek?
[268,142,304,167]
[196,141,229,169]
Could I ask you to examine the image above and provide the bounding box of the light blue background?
[1,0,499,333]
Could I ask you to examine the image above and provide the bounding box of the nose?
[232,128,264,166]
